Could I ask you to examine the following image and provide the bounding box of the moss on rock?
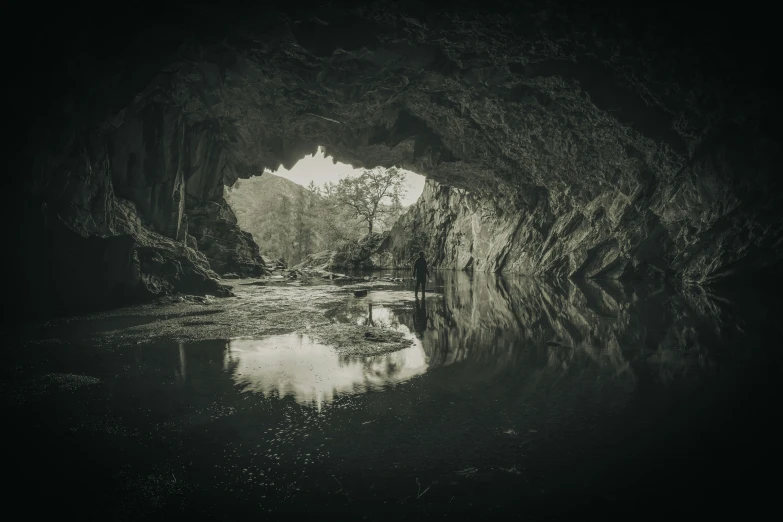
[308,323,413,357]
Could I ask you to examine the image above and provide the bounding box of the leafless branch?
[416,477,430,499]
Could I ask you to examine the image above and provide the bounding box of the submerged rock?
[242,280,267,286]
[308,324,413,357]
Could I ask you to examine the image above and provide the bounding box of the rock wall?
[106,100,266,277]
[27,185,232,318]
[12,116,250,318]
[15,96,266,317]
[383,180,514,272]
[384,173,782,285]
[187,200,266,277]
[11,0,783,317]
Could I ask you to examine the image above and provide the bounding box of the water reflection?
[333,270,746,385]
[225,333,428,408]
[412,299,429,339]
[173,272,752,409]
[11,270,778,520]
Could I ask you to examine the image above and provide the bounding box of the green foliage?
[329,167,408,235]
[225,175,313,265]
[225,172,407,266]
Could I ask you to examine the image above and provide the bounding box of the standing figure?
[413,251,429,299]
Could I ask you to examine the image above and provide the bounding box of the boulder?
[187,200,266,278]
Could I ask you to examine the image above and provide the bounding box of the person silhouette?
[413,251,429,299]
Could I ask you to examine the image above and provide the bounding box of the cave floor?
[3,271,781,519]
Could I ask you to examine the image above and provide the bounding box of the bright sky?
[267,147,426,206]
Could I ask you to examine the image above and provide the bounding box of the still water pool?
[4,271,781,519]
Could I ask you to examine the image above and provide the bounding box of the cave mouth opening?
[225,146,426,269]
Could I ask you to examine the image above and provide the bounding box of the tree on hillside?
[332,167,408,235]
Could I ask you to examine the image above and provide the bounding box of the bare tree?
[332,167,408,235]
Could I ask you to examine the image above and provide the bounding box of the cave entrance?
[225,146,425,268]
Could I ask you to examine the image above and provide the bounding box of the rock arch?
[10,0,781,316]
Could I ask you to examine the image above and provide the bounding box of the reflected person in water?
[413,298,428,339]
[413,250,429,299]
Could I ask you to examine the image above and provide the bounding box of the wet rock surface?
[383,178,696,281]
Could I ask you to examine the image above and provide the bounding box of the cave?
[5,0,782,518]
[10,0,782,317]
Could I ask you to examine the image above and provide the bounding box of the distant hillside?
[228,173,406,266]
[226,174,318,229]
[225,174,318,266]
